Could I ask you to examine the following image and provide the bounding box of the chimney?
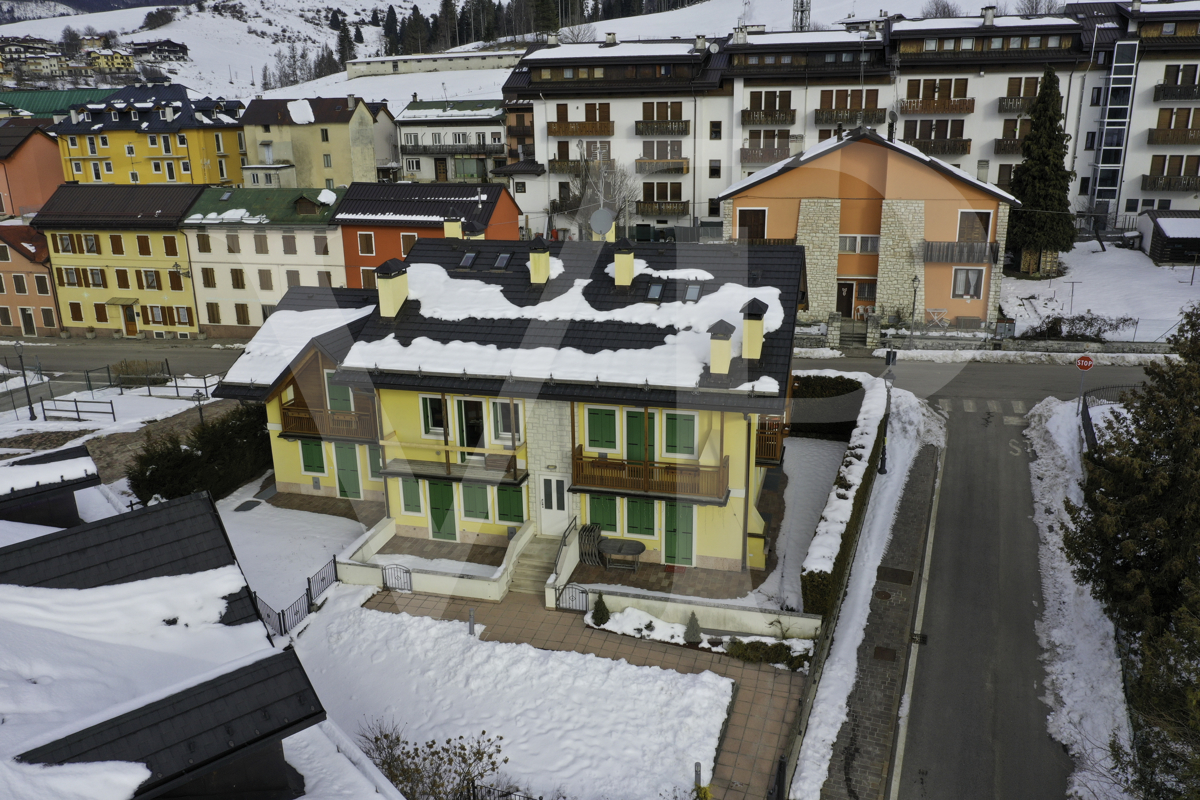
[412,92,418,102]
[983,5,996,25]
[613,238,635,286]
[708,320,735,375]
[69,108,78,124]
[255,93,263,100]
[605,32,617,45]
[695,34,707,51]
[733,26,747,45]
[741,299,768,361]
[1131,0,1141,9]
[443,216,463,238]
[375,259,409,317]
[528,235,551,284]
[463,220,486,240]
[548,32,559,46]
[347,94,357,110]
[164,107,174,122]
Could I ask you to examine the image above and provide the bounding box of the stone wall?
[877,200,925,325]
[1000,339,1174,354]
[796,198,841,322]
[721,198,733,241]
[524,398,582,532]
[987,203,1010,322]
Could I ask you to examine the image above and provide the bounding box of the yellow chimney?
[529,235,551,284]
[375,259,408,317]
[708,319,735,375]
[614,238,635,286]
[741,298,768,361]
[443,217,463,238]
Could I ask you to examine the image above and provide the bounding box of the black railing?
[400,143,506,155]
[556,582,590,612]
[741,109,796,125]
[997,96,1035,113]
[1080,383,1143,451]
[550,515,578,586]
[901,138,972,155]
[898,97,975,114]
[253,556,338,639]
[635,119,691,136]
[1154,83,1200,102]
[383,564,412,592]
[40,397,116,421]
[993,137,1024,155]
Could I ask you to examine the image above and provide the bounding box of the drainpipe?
[742,412,752,571]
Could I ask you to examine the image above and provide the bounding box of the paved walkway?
[363,589,806,800]
[376,532,507,566]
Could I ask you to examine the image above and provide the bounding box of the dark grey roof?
[49,82,244,136]
[491,158,545,176]
[332,182,509,229]
[0,445,101,514]
[20,649,324,800]
[33,184,207,231]
[0,492,257,625]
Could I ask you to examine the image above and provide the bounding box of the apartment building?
[396,98,506,183]
[240,96,380,190]
[0,224,57,338]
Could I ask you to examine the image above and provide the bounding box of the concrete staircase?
[507,536,560,595]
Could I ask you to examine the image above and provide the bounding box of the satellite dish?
[888,110,899,123]
[708,42,720,53]
[590,208,615,236]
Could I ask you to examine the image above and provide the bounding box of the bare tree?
[558,22,596,43]
[564,158,640,234]
[1015,0,1060,13]
[920,0,963,17]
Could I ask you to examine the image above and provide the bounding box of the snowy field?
[0,385,213,442]
[1001,242,1200,342]
[1024,399,1134,800]
[295,585,733,800]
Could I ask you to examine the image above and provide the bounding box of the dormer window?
[563,67,574,78]
[158,109,167,120]
[296,198,318,215]
[781,54,792,63]
[647,283,663,301]
[825,52,836,62]
[748,55,759,64]
[82,112,91,121]
[493,253,512,270]
[924,38,937,51]
[594,66,605,78]
[1163,22,1177,36]
[131,110,138,120]
[684,284,701,303]
[764,55,775,64]
[1048,35,1061,47]
[110,111,118,120]
[459,252,477,268]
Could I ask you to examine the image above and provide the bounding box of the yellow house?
[217,237,801,576]
[51,80,246,186]
[32,184,206,339]
[87,49,135,74]
[240,96,379,190]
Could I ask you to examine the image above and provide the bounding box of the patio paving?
[375,533,507,567]
[567,560,763,600]
[363,589,806,800]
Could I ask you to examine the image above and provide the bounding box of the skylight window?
[494,253,512,270]
[684,284,702,303]
[219,191,232,201]
[459,252,477,268]
[647,283,664,301]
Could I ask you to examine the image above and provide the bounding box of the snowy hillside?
[0,1,77,23]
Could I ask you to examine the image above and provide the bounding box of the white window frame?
[131,110,138,121]
[403,132,418,145]
[661,410,699,460]
[104,161,113,173]
[99,135,108,148]
[323,153,332,168]
[420,394,448,439]
[125,143,135,156]
[148,134,158,147]
[957,208,993,242]
[298,439,329,476]
[623,497,659,540]
[924,38,937,51]
[397,476,423,516]
[181,160,191,174]
[151,161,162,173]
[12,273,27,294]
[951,266,985,299]
[583,404,622,455]
[358,231,375,256]
[72,161,83,174]
[405,157,421,172]
[177,134,186,146]
[130,171,139,183]
[34,274,49,295]
[489,398,524,444]
[214,132,223,153]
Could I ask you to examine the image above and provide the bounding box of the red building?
[0,224,58,337]
[0,119,62,218]
[333,182,521,288]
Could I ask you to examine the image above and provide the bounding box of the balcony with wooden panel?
[506,124,533,137]
[993,137,1024,155]
[636,201,689,216]
[899,98,975,114]
[755,418,785,466]
[923,240,999,264]
[281,406,378,441]
[548,159,585,174]
[997,96,1035,113]
[378,434,528,485]
[400,143,505,156]
[1154,83,1200,102]
[635,120,691,136]
[547,120,614,136]
[1147,128,1200,145]
[740,147,791,164]
[572,445,729,503]
[1142,174,1200,191]
[635,158,689,174]
[814,108,887,125]
[901,138,972,156]
[741,109,796,125]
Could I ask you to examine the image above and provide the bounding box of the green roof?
[0,89,117,116]
[182,187,347,227]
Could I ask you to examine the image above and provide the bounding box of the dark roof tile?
[33,184,207,230]
[331,181,508,229]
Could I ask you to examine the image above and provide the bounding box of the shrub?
[357,720,507,800]
[791,375,862,399]
[143,8,175,29]
[684,611,702,645]
[725,638,810,672]
[1018,312,1137,342]
[592,592,610,626]
[127,431,203,502]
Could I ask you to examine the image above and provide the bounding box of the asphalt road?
[798,356,1148,799]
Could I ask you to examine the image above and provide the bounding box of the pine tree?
[403,9,429,54]
[314,44,340,78]
[329,9,342,29]
[354,23,364,43]
[370,7,381,25]
[383,4,399,53]
[337,24,357,65]
[1007,65,1076,272]
[591,592,610,626]
[437,0,457,50]
[684,611,702,645]
[533,0,558,33]
[260,63,272,90]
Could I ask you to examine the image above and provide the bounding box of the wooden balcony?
[740,147,791,164]
[756,418,785,466]
[572,445,729,502]
[1142,174,1200,191]
[1154,83,1200,102]
[548,159,585,174]
[380,437,528,484]
[1148,128,1200,145]
[997,96,1035,113]
[547,120,614,136]
[636,201,689,216]
[635,120,691,136]
[993,137,1024,155]
[508,146,535,160]
[814,108,887,125]
[901,138,971,156]
[635,158,689,174]
[400,143,505,156]
[741,109,796,125]
[899,98,975,114]
[924,240,999,264]
[281,407,377,441]
[506,124,533,137]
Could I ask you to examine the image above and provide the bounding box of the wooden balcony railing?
[1142,174,1200,191]
[756,418,785,465]
[382,437,527,482]
[901,138,972,156]
[635,120,691,136]
[924,240,999,264]
[636,201,689,216]
[506,124,533,137]
[400,143,505,156]
[997,96,1035,113]
[635,158,689,174]
[508,146,535,160]
[741,109,796,125]
[548,159,585,174]
[572,445,729,500]
[740,147,791,163]
[814,108,887,125]
[993,137,1024,155]
[1154,83,1200,102]
[899,97,975,114]
[281,407,377,441]
[1148,128,1200,145]
[547,120,614,136]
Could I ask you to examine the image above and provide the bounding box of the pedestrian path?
[934,396,1027,424]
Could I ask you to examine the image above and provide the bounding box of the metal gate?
[555,583,589,612]
[382,564,412,592]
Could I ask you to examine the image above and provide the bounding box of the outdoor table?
[598,538,646,572]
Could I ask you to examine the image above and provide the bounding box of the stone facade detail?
[524,398,582,533]
[877,199,926,326]
[796,198,841,322]
[721,198,734,241]
[826,312,842,348]
[988,202,1010,322]
[865,313,881,349]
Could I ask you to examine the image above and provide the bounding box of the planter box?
[112,331,122,339]
[196,332,208,340]
[59,331,70,339]
[84,332,96,339]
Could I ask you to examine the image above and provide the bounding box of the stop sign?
[1077,355,1094,371]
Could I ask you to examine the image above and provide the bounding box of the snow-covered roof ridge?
[223,305,376,387]
[0,454,96,495]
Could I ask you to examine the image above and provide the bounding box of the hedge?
[791,375,862,399]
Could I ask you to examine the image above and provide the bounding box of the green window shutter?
[401,478,421,513]
[301,440,324,472]
[497,485,524,523]
[462,483,489,519]
[326,373,352,411]
[666,413,695,455]
[587,408,616,449]
[590,494,617,532]
[368,445,382,479]
[627,498,655,536]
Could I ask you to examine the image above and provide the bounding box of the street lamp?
[192,389,206,426]
[879,368,894,474]
[13,341,35,421]
[909,274,921,348]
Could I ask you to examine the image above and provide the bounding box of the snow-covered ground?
[295,584,733,799]
[217,478,366,609]
[0,384,214,443]
[791,387,945,798]
[871,348,1177,366]
[1001,242,1200,342]
[1024,398,1134,800]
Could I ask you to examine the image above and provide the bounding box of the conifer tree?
[1007,66,1076,272]
[337,24,357,65]
[383,5,399,53]
[329,8,342,29]
[370,7,381,25]
[533,0,558,33]
[354,24,364,43]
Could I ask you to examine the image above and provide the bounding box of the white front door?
[538,475,569,536]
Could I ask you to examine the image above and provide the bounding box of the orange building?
[0,225,58,337]
[719,127,1017,342]
[0,119,62,217]
[332,182,522,288]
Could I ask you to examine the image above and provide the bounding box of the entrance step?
[508,537,559,594]
[838,345,876,358]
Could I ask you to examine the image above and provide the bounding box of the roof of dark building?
[0,492,257,625]
[1143,208,1200,237]
[366,101,394,121]
[491,158,545,176]
[20,649,324,800]
[0,223,49,261]
[332,181,509,229]
[0,444,100,515]
[32,184,207,231]
[50,82,245,135]
[0,119,53,159]
[241,97,368,126]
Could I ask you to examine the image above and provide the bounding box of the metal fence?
[253,556,339,638]
[1080,383,1143,451]
[555,583,590,613]
[382,564,412,592]
[456,779,541,800]
[40,397,116,421]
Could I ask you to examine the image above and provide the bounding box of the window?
[859,235,880,254]
[262,125,270,133]
[401,233,417,256]
[99,135,108,148]
[453,132,469,145]
[1084,131,1096,150]
[227,234,240,254]
[431,133,442,144]
[709,159,721,179]
[250,173,260,185]
[664,413,696,456]
[258,269,273,290]
[0,245,7,262]
[104,161,113,174]
[589,495,617,532]
[91,162,102,181]
[358,232,375,256]
[176,306,191,326]
[563,67,574,79]
[492,400,521,442]
[300,440,325,473]
[958,210,991,242]
[594,67,604,78]
[136,235,151,256]
[254,233,268,255]
[165,162,176,181]
[158,109,167,121]
[1048,35,1061,47]
[708,198,720,217]
[12,274,26,293]
[196,233,211,253]
[69,301,83,322]
[235,303,250,326]
[1160,199,1172,210]
[143,270,160,290]
[314,235,329,255]
[131,110,138,121]
[462,483,490,520]
[626,498,655,537]
[403,133,418,146]
[541,68,551,79]
[206,302,221,323]
[83,234,99,254]
[748,55,759,65]
[201,267,216,288]
[237,131,246,152]
[149,134,157,147]
[325,179,334,190]
[925,38,937,51]
[1163,22,1177,36]
[952,267,984,299]
[323,153,332,168]
[961,37,975,50]
[1125,198,1139,213]
[115,269,129,289]
[1079,176,1091,195]
[0,307,9,326]
[586,407,617,451]
[710,121,722,140]
[163,236,178,257]
[1091,87,1103,106]
[400,478,421,513]
[405,157,421,172]
[148,305,164,324]
[72,161,82,174]
[88,269,105,287]
[320,127,329,142]
[34,275,48,295]
[1029,36,1042,48]
[57,234,74,253]
[281,234,297,255]
[260,304,274,322]
[125,144,135,156]
[839,235,858,253]
[286,270,300,287]
[130,171,139,183]
[151,161,162,173]
[1010,36,1022,48]
[214,133,224,153]
[68,136,77,148]
[231,269,245,290]
[181,161,190,174]
[421,396,445,436]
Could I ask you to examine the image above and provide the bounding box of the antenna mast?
[793,0,810,31]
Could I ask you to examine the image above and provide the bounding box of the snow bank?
[1025,399,1134,800]
[295,585,732,799]
[792,348,843,359]
[775,439,849,611]
[792,389,945,799]
[871,348,1176,366]
[371,552,502,580]
[0,759,150,800]
[224,306,375,386]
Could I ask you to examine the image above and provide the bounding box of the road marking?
[961,399,977,413]
[987,400,1001,413]
[1004,416,1026,426]
[1011,400,1026,414]
[938,398,952,413]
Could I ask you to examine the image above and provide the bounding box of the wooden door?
[123,305,137,335]
[664,502,694,566]
[625,411,655,462]
[738,208,766,239]
[334,442,361,499]
[837,282,855,318]
[19,308,36,336]
[428,480,456,540]
[435,158,448,181]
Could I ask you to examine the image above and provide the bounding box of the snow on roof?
[522,41,699,61]
[184,208,269,225]
[317,188,337,205]
[0,519,60,549]
[223,305,376,386]
[334,212,446,223]
[350,51,517,63]
[0,455,95,495]
[602,258,714,282]
[1133,0,1200,13]
[892,15,1078,31]
[0,759,149,800]
[742,30,874,45]
[1155,217,1200,237]
[342,263,783,390]
[397,101,505,120]
[286,99,315,125]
